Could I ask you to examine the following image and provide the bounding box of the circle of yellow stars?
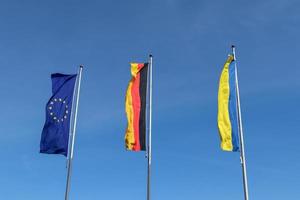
[48,98,69,123]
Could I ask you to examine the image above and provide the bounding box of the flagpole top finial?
[231,45,235,48]
[80,65,84,68]
[149,54,153,58]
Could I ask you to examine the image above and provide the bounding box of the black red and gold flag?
[125,63,148,151]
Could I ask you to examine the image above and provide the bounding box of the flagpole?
[147,55,153,200]
[231,45,249,200]
[65,65,83,200]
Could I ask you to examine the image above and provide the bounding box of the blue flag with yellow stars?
[40,73,77,157]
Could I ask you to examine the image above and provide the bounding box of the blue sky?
[0,0,299,199]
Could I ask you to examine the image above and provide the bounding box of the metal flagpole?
[147,55,153,200]
[231,45,249,200]
[65,65,84,200]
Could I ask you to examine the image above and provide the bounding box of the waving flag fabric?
[217,55,240,152]
[125,63,148,151]
[40,73,77,156]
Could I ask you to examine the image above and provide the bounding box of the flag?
[125,63,148,151]
[217,55,239,152]
[40,73,77,156]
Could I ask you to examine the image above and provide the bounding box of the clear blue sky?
[0,0,299,199]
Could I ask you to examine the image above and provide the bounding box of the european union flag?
[40,73,77,157]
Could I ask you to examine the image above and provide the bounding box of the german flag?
[125,63,149,151]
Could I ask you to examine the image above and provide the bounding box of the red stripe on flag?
[131,73,141,151]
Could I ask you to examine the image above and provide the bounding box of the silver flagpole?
[231,45,249,200]
[147,55,153,200]
[65,65,83,200]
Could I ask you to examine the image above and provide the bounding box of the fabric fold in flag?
[125,63,148,151]
[40,73,77,156]
[217,55,240,152]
